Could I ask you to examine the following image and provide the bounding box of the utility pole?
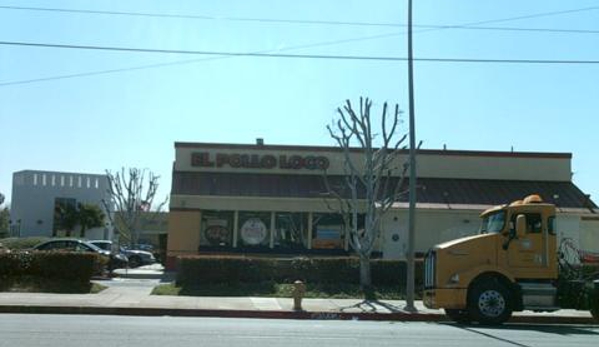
[404,0,417,313]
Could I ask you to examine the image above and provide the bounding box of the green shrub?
[371,260,424,287]
[0,277,94,293]
[557,264,599,310]
[29,252,99,281]
[0,237,49,250]
[0,251,101,292]
[176,256,423,289]
[0,252,27,278]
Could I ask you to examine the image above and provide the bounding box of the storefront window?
[311,213,346,249]
[200,211,234,247]
[238,211,271,248]
[275,212,309,249]
[311,213,365,250]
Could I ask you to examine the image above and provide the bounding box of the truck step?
[523,306,561,312]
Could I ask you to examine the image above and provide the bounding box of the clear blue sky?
[1,0,598,208]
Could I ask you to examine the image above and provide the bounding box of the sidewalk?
[0,267,595,324]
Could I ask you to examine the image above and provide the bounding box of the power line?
[2,40,599,64]
[2,5,598,87]
[451,5,599,27]
[434,25,599,35]
[0,31,404,87]
[1,4,598,35]
[410,6,599,36]
[0,4,396,27]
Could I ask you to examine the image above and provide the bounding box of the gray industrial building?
[10,170,113,239]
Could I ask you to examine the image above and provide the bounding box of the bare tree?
[103,168,168,244]
[326,97,410,288]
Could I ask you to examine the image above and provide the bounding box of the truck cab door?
[507,213,546,269]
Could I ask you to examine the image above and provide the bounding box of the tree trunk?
[359,255,372,289]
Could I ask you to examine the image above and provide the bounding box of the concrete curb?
[0,305,595,325]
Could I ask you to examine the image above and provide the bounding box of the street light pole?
[405,0,417,313]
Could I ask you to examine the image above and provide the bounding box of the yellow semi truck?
[423,194,599,324]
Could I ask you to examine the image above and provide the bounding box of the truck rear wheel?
[445,309,471,324]
[468,279,513,325]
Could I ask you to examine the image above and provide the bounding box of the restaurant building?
[166,141,598,267]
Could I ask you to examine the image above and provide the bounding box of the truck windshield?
[480,211,506,234]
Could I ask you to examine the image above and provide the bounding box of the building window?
[60,175,65,186]
[33,173,38,185]
[69,176,74,187]
[95,178,99,189]
[42,174,47,186]
[200,211,234,247]
[51,175,56,186]
[77,176,82,188]
[311,213,353,250]
[274,212,309,249]
[238,211,271,248]
[86,177,91,188]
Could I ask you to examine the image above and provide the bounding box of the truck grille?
[424,250,436,289]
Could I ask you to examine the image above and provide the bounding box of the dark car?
[33,238,129,270]
[89,240,155,268]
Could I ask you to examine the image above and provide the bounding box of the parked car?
[89,240,156,268]
[33,238,129,270]
[128,243,154,252]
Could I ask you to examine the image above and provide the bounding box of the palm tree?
[55,203,79,237]
[54,202,105,237]
[77,203,105,238]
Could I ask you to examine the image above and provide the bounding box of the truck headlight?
[449,273,460,284]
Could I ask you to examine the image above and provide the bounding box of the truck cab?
[423,194,559,324]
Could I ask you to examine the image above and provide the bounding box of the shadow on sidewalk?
[339,299,408,313]
[445,322,599,336]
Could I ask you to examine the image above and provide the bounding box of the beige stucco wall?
[580,218,599,253]
[167,210,201,255]
[381,208,482,260]
[175,144,571,181]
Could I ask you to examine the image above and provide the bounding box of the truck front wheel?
[468,279,513,325]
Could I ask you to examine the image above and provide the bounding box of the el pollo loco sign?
[191,152,330,170]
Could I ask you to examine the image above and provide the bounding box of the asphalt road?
[1,314,598,347]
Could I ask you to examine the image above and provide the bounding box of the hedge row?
[0,251,103,286]
[0,237,49,250]
[557,264,599,310]
[176,256,423,287]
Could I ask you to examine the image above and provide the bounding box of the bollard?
[293,280,306,311]
[591,280,599,321]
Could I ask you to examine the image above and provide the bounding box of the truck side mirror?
[515,214,526,238]
[503,215,525,251]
